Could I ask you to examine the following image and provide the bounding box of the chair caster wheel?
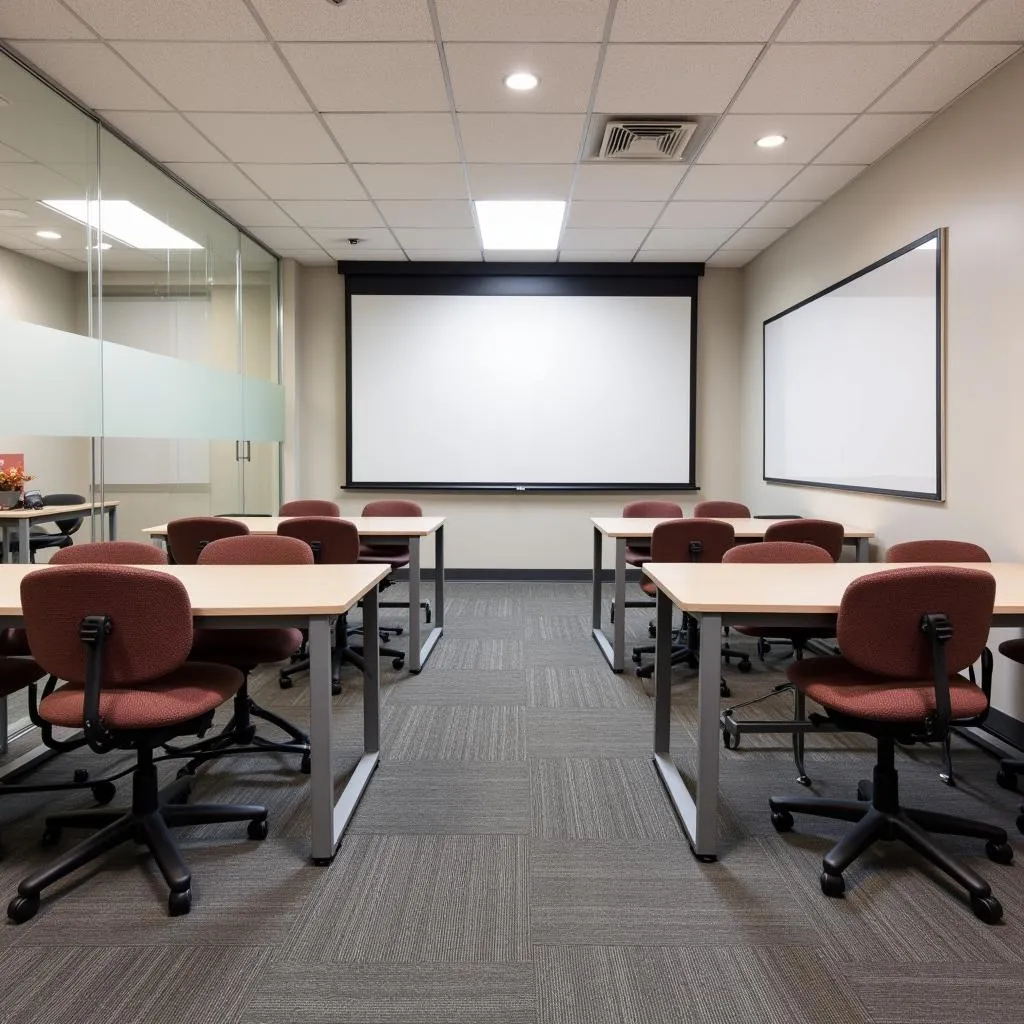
[719,681,730,698]
[168,889,192,916]
[820,871,845,897]
[392,658,405,670]
[723,731,739,750]
[632,651,642,664]
[737,659,752,674]
[331,680,342,696]
[247,818,268,840]
[986,840,1014,865]
[771,810,794,833]
[425,609,432,624]
[996,768,1018,792]
[73,768,89,784]
[856,779,873,802]
[796,774,812,788]
[40,826,61,847]
[300,752,311,775]
[757,639,769,660]
[91,781,117,805]
[648,625,657,639]
[8,894,40,923]
[279,676,293,690]
[970,894,1003,924]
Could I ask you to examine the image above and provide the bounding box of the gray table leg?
[613,537,626,672]
[16,520,29,564]
[592,526,602,631]
[855,537,869,562]
[408,537,422,671]
[108,504,118,541]
[0,695,7,756]
[434,525,444,630]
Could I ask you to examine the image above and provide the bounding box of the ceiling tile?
[674,165,799,200]
[276,200,384,228]
[0,162,91,199]
[392,227,480,249]
[0,1,94,39]
[275,250,335,265]
[560,227,650,250]
[611,0,792,41]
[377,200,474,228]
[111,42,308,112]
[815,113,929,163]
[437,0,609,41]
[99,111,223,162]
[634,249,712,261]
[558,250,639,262]
[325,114,461,163]
[356,164,468,200]
[331,248,407,260]
[241,163,366,200]
[212,199,294,227]
[246,225,317,249]
[744,201,820,229]
[405,250,484,261]
[697,114,854,163]
[566,202,664,228]
[731,44,928,113]
[0,143,31,163]
[64,0,263,40]
[185,113,339,164]
[778,0,979,42]
[595,44,761,114]
[484,250,558,262]
[249,0,434,41]
[775,164,865,200]
[11,41,170,110]
[657,201,763,228]
[166,163,265,199]
[467,163,574,199]
[949,0,1024,41]
[644,227,735,250]
[459,114,586,162]
[309,227,400,251]
[281,43,449,112]
[706,249,759,267]
[573,164,686,201]
[721,226,786,250]
[446,43,600,113]
[872,44,1019,112]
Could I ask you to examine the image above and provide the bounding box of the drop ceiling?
[0,0,1020,268]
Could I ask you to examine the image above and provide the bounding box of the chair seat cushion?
[788,656,988,723]
[38,662,243,730]
[998,637,1024,665]
[625,550,651,568]
[0,657,47,697]
[357,552,408,568]
[190,627,303,668]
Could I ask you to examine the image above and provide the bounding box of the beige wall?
[738,52,1024,715]
[292,265,744,569]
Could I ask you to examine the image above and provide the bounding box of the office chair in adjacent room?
[611,500,684,626]
[8,565,267,922]
[7,492,87,562]
[692,500,751,518]
[768,565,1010,923]
[720,540,835,785]
[166,515,249,566]
[279,499,340,517]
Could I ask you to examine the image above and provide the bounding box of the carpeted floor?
[1,581,1023,1023]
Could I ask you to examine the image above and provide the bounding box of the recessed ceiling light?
[756,134,786,149]
[36,229,62,240]
[91,242,113,250]
[39,199,203,250]
[475,200,564,250]
[504,71,539,91]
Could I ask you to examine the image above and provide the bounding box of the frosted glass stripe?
[244,376,285,442]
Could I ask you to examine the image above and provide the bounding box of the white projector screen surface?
[348,292,694,487]
[763,235,942,499]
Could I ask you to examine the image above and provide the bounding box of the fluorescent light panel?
[475,200,564,251]
[39,199,203,250]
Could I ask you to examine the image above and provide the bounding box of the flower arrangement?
[0,465,32,491]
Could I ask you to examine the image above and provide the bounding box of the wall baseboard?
[391,568,642,583]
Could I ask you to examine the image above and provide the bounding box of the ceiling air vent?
[597,120,697,161]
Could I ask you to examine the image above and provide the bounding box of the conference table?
[591,517,874,671]
[0,500,119,564]
[143,515,445,673]
[0,561,388,864]
[642,560,1024,862]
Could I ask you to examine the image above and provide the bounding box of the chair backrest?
[42,492,87,535]
[837,565,995,679]
[51,541,167,566]
[622,500,683,519]
[280,499,341,517]
[693,500,750,519]
[167,517,249,565]
[886,539,991,563]
[21,565,192,686]
[651,519,735,563]
[361,499,422,517]
[277,517,359,564]
[723,540,832,565]
[197,533,314,566]
[764,518,845,561]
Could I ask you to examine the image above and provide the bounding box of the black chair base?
[279,640,365,695]
[768,737,1010,923]
[994,756,1024,834]
[8,750,267,922]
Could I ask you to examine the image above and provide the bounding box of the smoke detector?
[597,120,697,161]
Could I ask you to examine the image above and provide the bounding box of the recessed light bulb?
[91,242,112,250]
[504,71,539,91]
[756,134,786,149]
[36,229,62,239]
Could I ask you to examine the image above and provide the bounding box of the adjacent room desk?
[0,501,119,565]
[642,560,1024,862]
[591,516,874,671]
[143,515,445,672]
[0,561,388,864]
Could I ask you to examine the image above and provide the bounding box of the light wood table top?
[0,500,119,520]
[142,515,445,538]
[592,516,874,540]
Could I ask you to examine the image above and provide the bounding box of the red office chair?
[693,500,751,518]
[611,500,684,627]
[8,565,267,922]
[51,540,168,566]
[768,566,1010,923]
[166,516,249,566]
[280,499,340,517]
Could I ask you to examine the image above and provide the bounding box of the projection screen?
[763,230,944,500]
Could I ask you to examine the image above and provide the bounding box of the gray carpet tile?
[525,708,656,759]
[528,665,650,709]
[239,963,537,1024]
[382,705,526,761]
[386,668,530,706]
[444,594,524,620]
[525,613,592,642]
[286,833,530,964]
[523,638,610,668]
[426,636,524,671]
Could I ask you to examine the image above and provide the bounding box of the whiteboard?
[348,292,695,488]
[763,233,943,500]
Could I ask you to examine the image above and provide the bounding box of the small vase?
[0,490,20,509]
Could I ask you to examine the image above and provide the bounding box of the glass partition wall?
[0,51,282,744]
